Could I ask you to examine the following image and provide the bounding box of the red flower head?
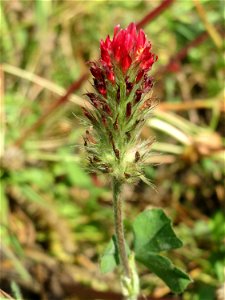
[100,23,157,80]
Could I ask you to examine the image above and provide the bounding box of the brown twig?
[0,66,5,157]
[193,0,223,49]
[156,31,209,76]
[158,98,225,112]
[136,0,175,30]
[13,73,88,147]
[171,32,208,62]
[0,289,15,300]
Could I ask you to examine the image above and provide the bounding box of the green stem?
[112,177,130,278]
[112,178,139,300]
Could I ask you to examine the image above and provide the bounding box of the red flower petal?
[114,24,120,37]
[127,23,137,38]
[113,45,122,62]
[104,35,111,48]
[105,67,115,83]
[137,29,146,47]
[124,33,133,52]
[136,70,145,82]
[121,55,132,73]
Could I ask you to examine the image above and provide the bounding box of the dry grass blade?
[193,0,223,49]
[0,289,15,300]
[158,92,225,112]
[13,73,88,147]
[0,66,5,158]
[2,64,86,107]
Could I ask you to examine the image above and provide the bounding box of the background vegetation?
[0,0,224,299]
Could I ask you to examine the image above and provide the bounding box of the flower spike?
[84,23,157,183]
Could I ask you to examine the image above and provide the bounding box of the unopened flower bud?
[126,103,132,118]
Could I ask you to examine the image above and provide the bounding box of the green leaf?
[137,252,192,293]
[132,209,192,293]
[99,236,119,274]
[99,236,130,274]
[133,208,182,254]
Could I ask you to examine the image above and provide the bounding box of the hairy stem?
[112,177,130,278]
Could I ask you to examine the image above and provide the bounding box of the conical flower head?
[84,23,157,182]
[100,23,156,78]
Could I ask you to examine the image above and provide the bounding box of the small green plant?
[83,23,192,299]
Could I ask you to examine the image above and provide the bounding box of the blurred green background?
[0,0,224,299]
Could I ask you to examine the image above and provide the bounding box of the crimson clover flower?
[84,22,158,182]
[100,23,157,79]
